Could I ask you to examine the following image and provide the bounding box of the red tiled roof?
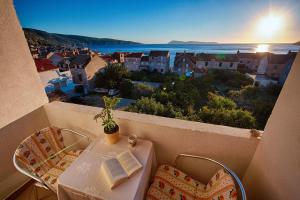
[141,56,149,62]
[149,51,169,57]
[100,55,115,62]
[125,52,143,58]
[34,59,58,72]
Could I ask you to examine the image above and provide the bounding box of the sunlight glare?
[256,44,269,52]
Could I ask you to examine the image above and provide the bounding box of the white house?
[70,54,107,93]
[196,53,239,70]
[124,52,144,71]
[149,51,170,73]
[140,55,149,70]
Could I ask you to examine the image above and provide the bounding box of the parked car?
[108,89,120,96]
[94,88,108,94]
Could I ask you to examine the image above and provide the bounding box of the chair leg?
[33,184,39,200]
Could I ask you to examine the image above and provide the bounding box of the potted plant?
[94,96,120,144]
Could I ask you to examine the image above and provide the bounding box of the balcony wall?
[0,101,260,198]
[0,0,48,129]
[243,52,300,200]
[44,101,259,182]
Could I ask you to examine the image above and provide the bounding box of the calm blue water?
[89,43,300,67]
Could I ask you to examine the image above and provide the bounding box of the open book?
[101,151,143,189]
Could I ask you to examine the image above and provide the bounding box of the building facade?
[70,54,107,93]
[149,51,170,73]
[112,52,126,63]
[124,52,143,71]
[196,53,239,70]
[140,55,150,70]
[173,52,196,75]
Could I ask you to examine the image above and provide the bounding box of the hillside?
[168,40,217,45]
[23,28,140,46]
[294,41,300,45]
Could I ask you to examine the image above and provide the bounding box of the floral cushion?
[15,126,83,191]
[41,150,82,191]
[195,169,238,200]
[146,165,204,200]
[147,165,237,200]
[15,126,65,177]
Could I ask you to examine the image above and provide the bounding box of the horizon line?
[23,27,299,45]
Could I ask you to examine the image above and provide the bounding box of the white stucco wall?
[0,0,48,128]
[243,52,300,200]
[196,61,238,70]
[124,58,141,71]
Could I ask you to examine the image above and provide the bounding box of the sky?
[14,0,300,44]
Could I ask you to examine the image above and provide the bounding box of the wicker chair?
[13,126,90,197]
[147,154,246,200]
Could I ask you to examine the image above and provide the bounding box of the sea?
[89,43,300,67]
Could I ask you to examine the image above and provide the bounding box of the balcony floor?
[12,183,56,200]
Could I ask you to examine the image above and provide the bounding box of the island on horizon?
[23,28,141,47]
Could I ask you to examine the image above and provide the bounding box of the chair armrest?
[174,154,247,200]
[13,153,48,188]
[60,128,91,143]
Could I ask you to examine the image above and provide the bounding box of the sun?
[256,13,284,40]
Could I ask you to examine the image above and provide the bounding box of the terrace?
[1,1,300,200]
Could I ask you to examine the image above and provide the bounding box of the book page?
[101,158,128,189]
[117,151,142,177]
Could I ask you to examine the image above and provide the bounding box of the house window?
[183,58,186,62]
[160,69,164,73]
[78,74,83,82]
[205,62,208,66]
[219,62,223,67]
[230,63,233,67]
[247,60,251,64]
[186,63,189,68]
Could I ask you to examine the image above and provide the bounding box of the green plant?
[94,96,120,133]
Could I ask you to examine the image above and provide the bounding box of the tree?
[126,97,184,119]
[152,90,173,105]
[134,83,154,98]
[207,92,236,109]
[94,63,128,89]
[228,85,280,129]
[126,97,165,116]
[198,93,256,128]
[198,106,256,128]
[119,79,134,98]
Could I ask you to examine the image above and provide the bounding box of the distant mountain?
[294,41,300,45]
[23,28,140,46]
[168,40,217,45]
